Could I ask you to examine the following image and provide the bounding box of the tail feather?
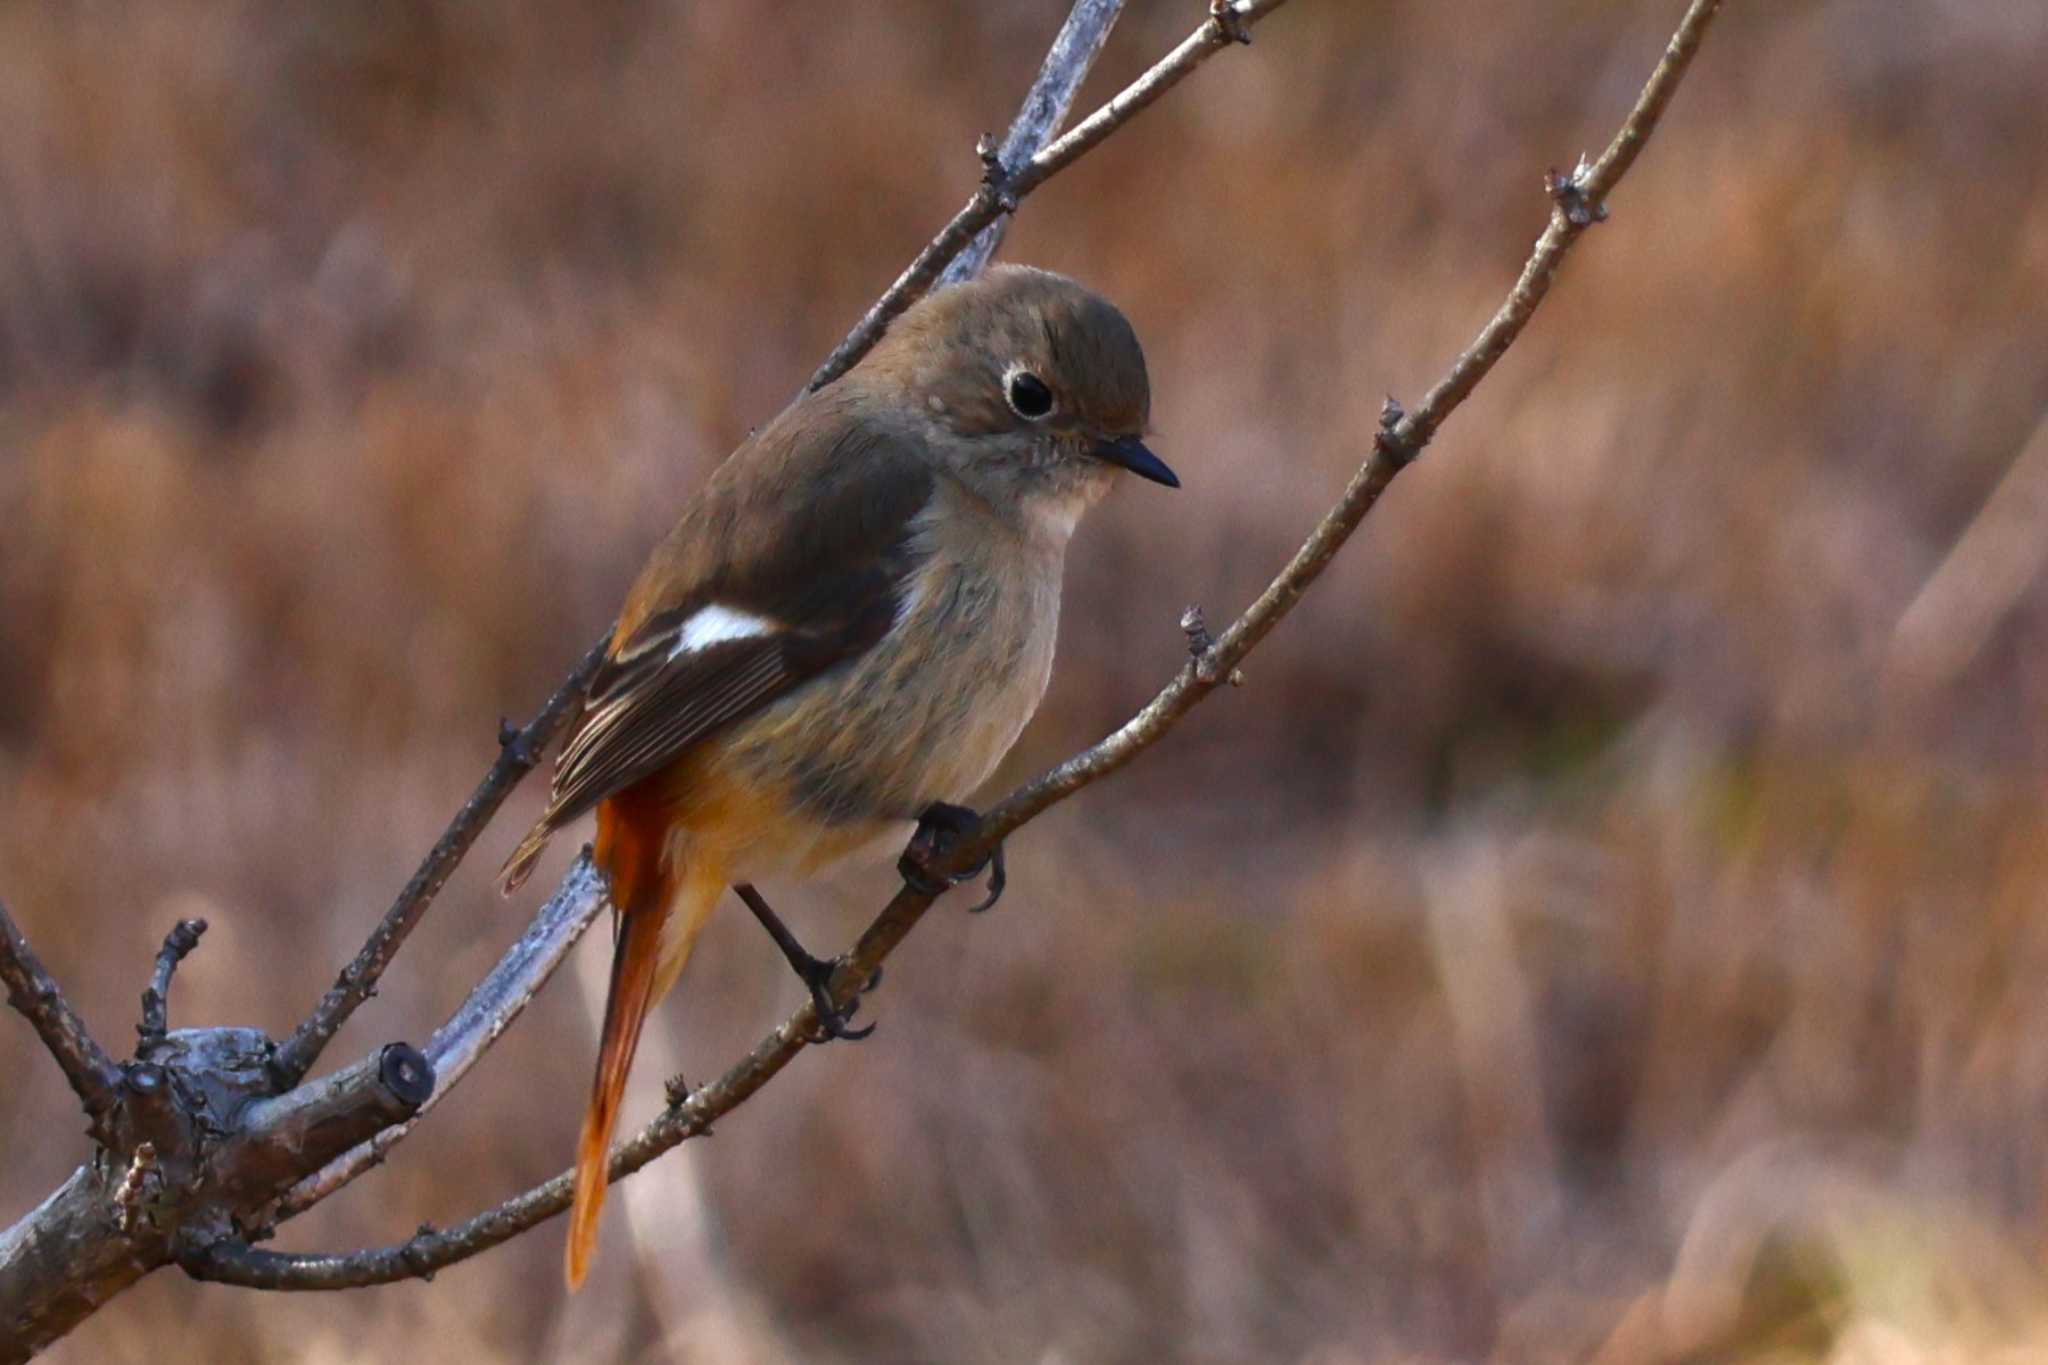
[565,902,664,1290]
[499,820,554,895]
[564,791,726,1289]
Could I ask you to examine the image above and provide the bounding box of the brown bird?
[499,264,1174,1288]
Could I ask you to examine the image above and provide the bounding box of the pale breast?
[710,487,1064,873]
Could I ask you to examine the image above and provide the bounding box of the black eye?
[1006,370,1054,419]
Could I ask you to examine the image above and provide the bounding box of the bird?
[498,263,1176,1288]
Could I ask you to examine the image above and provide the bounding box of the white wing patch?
[669,604,778,658]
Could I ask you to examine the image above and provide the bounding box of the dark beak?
[1091,435,1179,488]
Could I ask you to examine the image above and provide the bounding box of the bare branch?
[181,0,1724,1293]
[267,637,608,1090]
[208,1044,434,1218]
[806,0,1289,392]
[1386,0,1723,459]
[2,1024,432,1357]
[268,854,608,1222]
[137,918,207,1043]
[0,894,122,1136]
[937,0,1126,291]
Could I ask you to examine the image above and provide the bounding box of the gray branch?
[181,0,1726,1295]
[0,895,122,1140]
[265,637,608,1090]
[937,0,1126,290]
[266,855,608,1223]
[0,1025,432,1362]
[806,0,1287,393]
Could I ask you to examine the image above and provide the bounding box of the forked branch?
[185,0,1725,1293]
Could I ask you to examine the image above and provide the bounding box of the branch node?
[1209,0,1254,44]
[138,917,208,1042]
[1180,606,1244,687]
[1374,395,1420,467]
[974,133,1020,215]
[402,1223,439,1282]
[376,1042,436,1110]
[1546,156,1608,227]
[117,1059,185,1156]
[497,716,536,767]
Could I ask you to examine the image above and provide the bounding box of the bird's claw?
[735,882,879,1044]
[796,953,875,1043]
[899,803,1007,911]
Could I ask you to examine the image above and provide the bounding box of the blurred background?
[3,1,2047,1360]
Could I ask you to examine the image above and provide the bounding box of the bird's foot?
[735,883,877,1042]
[899,803,1007,913]
[793,951,878,1044]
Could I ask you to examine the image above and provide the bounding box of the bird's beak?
[1091,435,1179,488]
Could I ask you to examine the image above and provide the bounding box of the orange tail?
[565,895,665,1289]
[565,790,728,1289]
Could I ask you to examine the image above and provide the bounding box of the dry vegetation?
[4,1,2048,1361]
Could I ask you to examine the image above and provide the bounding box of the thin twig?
[0,894,122,1133]
[137,918,207,1042]
[183,0,1724,1291]
[266,0,1132,1218]
[806,0,1288,393]
[937,0,1126,291]
[267,638,609,1090]
[1385,0,1722,459]
[269,854,608,1221]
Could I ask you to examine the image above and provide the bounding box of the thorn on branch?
[1546,155,1608,227]
[1209,0,1254,44]
[138,917,208,1043]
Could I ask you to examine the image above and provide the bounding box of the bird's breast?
[712,517,1064,871]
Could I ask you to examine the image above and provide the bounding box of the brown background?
[4,1,2048,1361]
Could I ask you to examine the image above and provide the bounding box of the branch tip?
[376,1043,435,1110]
[138,917,208,1041]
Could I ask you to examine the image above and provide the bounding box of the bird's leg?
[733,883,875,1042]
[899,802,1006,913]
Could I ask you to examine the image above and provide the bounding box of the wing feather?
[525,395,936,837]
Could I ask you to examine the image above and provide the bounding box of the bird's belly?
[707,552,1058,878]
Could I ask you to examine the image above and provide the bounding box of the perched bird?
[499,264,1175,1288]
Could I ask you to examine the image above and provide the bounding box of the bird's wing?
[538,395,935,830]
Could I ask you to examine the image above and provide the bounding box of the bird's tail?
[565,797,722,1290]
[566,895,662,1289]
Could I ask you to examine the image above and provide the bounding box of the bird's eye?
[1006,370,1054,420]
